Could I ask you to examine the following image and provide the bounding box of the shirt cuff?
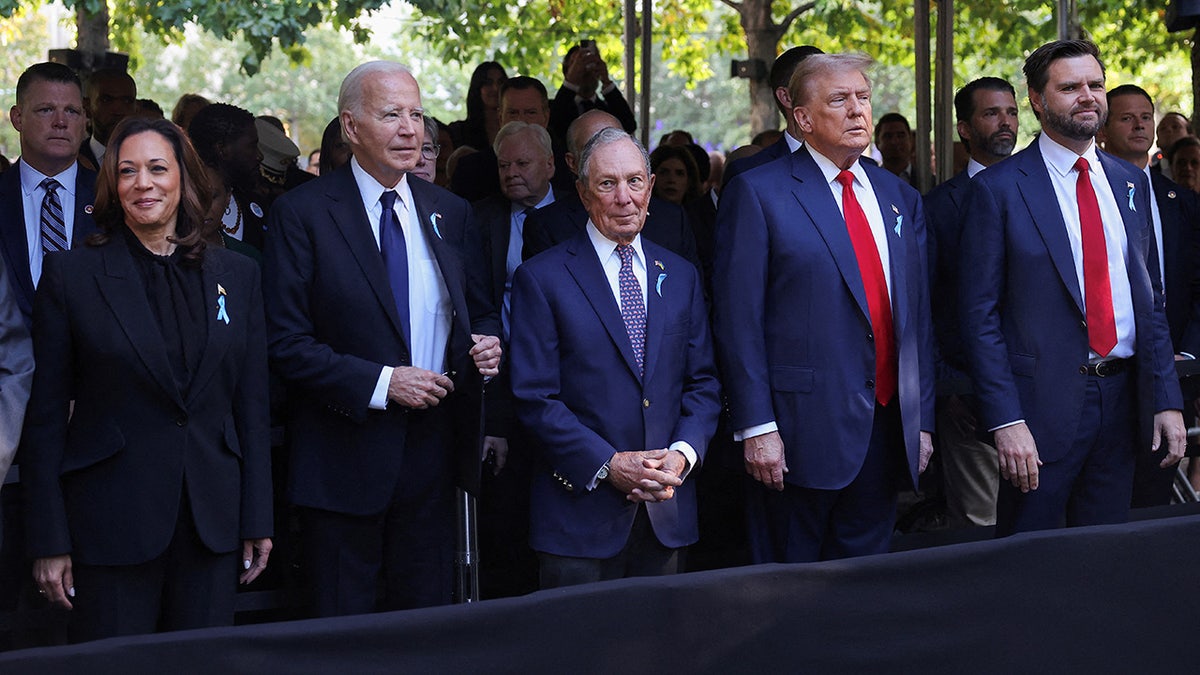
[601,81,617,94]
[370,366,393,410]
[988,419,1025,433]
[1179,352,1195,360]
[734,422,778,442]
[669,441,698,481]
[562,80,581,93]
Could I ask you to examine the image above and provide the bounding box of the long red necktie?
[1074,157,1117,357]
[837,170,895,405]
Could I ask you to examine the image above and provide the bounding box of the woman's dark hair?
[455,61,507,148]
[90,117,217,262]
[319,116,350,176]
[188,102,256,179]
[649,144,702,204]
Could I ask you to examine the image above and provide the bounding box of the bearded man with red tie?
[713,53,935,563]
[960,40,1186,536]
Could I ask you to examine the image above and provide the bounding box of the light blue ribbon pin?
[656,273,667,297]
[431,212,443,239]
[894,215,903,237]
[1127,184,1136,211]
[216,296,229,324]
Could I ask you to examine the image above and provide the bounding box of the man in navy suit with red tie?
[510,128,720,587]
[960,40,1186,535]
[714,53,935,563]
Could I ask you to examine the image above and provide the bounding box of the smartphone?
[580,39,596,51]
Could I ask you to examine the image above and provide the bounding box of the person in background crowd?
[924,76,1019,528]
[448,61,507,151]
[510,127,720,588]
[960,40,1185,537]
[650,144,701,206]
[1153,111,1191,179]
[171,93,211,133]
[78,68,137,169]
[24,117,273,643]
[255,117,314,198]
[548,42,636,147]
[1,62,99,327]
[188,103,267,255]
[409,116,443,184]
[305,149,321,176]
[1167,136,1200,193]
[875,112,915,185]
[1099,83,1200,507]
[134,99,164,119]
[471,120,558,598]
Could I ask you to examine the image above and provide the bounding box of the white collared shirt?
[966,158,988,179]
[19,159,79,287]
[808,147,893,294]
[784,132,803,154]
[1037,134,1136,360]
[351,158,452,409]
[583,221,697,485]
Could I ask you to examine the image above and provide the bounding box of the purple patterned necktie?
[617,244,645,375]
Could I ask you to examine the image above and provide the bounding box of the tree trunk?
[740,0,783,136]
[76,3,110,73]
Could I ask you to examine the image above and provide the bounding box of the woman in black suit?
[24,117,272,643]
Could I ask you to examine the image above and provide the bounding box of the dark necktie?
[617,244,645,376]
[379,190,410,345]
[1074,157,1117,357]
[40,177,68,253]
[836,170,895,405]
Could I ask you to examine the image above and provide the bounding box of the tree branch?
[719,0,743,12]
[776,1,817,34]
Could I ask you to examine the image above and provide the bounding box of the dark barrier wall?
[3,514,1199,673]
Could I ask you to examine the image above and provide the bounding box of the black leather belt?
[1080,358,1131,377]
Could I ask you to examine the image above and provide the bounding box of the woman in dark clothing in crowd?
[447,61,508,151]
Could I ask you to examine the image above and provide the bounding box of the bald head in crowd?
[565,109,623,175]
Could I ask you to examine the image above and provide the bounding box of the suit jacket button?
[867,333,874,342]
[643,398,650,408]
[175,416,187,427]
[866,379,875,389]
[1080,320,1087,329]
[1079,365,1088,375]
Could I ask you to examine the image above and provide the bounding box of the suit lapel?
[0,169,35,308]
[1099,152,1150,268]
[327,168,409,344]
[867,169,910,337]
[563,232,642,381]
[1152,171,1180,282]
[95,239,185,408]
[642,243,668,386]
[1016,147,1084,314]
[792,148,873,321]
[73,166,97,241]
[185,255,230,402]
